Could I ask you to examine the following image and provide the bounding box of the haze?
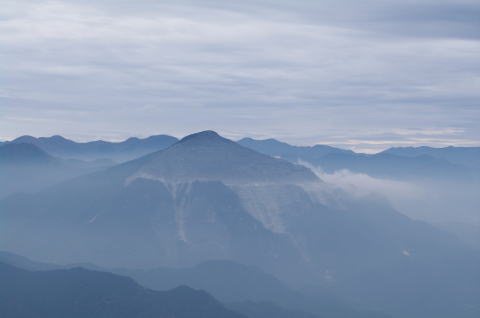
[1,2,479,318]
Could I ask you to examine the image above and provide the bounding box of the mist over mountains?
[0,143,113,199]
[2,0,478,316]
[1,131,479,318]
[3,132,478,243]
[382,146,480,169]
[237,137,480,248]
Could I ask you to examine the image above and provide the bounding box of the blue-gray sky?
[1,0,479,152]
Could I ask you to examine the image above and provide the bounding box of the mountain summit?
[129,131,318,184]
[178,130,223,144]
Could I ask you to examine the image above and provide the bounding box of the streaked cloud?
[1,0,479,151]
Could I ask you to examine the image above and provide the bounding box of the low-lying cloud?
[303,162,480,247]
[303,162,424,208]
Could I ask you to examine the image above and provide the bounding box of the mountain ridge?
[4,134,179,161]
[0,262,245,318]
[238,137,477,181]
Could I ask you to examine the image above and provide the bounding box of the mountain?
[0,143,113,198]
[238,138,474,181]
[382,146,480,169]
[238,139,479,248]
[7,134,179,161]
[0,262,245,318]
[238,137,354,161]
[0,142,56,164]
[0,131,315,279]
[1,131,479,318]
[130,131,318,184]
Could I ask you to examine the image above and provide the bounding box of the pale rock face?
[234,185,287,234]
[122,131,324,251]
[124,131,322,240]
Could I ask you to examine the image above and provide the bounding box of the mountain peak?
[49,135,68,141]
[12,135,37,143]
[129,131,319,184]
[179,130,223,143]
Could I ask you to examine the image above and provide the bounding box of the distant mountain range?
[3,133,478,181]
[3,134,178,161]
[238,138,479,181]
[238,137,355,160]
[1,131,479,318]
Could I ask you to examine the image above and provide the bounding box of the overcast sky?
[1,0,479,152]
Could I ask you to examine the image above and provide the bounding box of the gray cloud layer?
[1,0,479,152]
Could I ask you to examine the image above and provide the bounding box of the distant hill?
[0,142,56,165]
[0,262,244,318]
[6,134,178,161]
[0,143,113,198]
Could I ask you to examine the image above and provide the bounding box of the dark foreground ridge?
[0,262,245,318]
